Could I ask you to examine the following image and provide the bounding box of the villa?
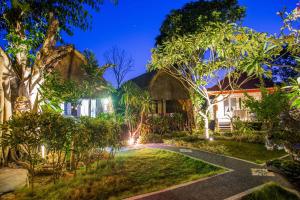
[54,49,113,117]
[128,70,275,131]
[208,74,274,130]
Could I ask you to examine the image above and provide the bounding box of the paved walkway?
[129,144,294,200]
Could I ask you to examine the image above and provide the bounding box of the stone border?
[224,182,300,200]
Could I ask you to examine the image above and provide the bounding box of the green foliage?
[151,22,282,137]
[156,0,245,45]
[242,182,299,200]
[231,117,254,136]
[74,116,122,171]
[151,23,281,79]
[1,111,122,186]
[39,112,76,182]
[1,112,44,190]
[287,78,300,108]
[164,137,286,164]
[244,88,289,130]
[138,133,163,144]
[267,159,300,182]
[120,81,151,137]
[40,50,110,111]
[146,114,185,136]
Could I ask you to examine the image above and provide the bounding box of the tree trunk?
[203,115,210,139]
[0,48,13,166]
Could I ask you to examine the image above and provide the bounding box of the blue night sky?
[63,0,299,87]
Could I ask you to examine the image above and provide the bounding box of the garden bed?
[164,136,286,164]
[15,148,224,200]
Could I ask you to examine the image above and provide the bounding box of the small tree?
[120,82,151,141]
[244,88,289,130]
[39,112,75,183]
[1,112,43,191]
[104,46,134,89]
[150,23,282,139]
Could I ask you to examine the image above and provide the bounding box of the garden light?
[209,137,214,141]
[41,145,46,158]
[128,137,135,145]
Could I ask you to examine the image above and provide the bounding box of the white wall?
[213,92,261,122]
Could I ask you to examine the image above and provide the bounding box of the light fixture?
[128,137,134,145]
[41,145,46,158]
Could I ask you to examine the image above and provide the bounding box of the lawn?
[164,137,286,164]
[16,148,224,200]
[241,182,300,200]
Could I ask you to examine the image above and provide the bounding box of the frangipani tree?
[150,23,282,139]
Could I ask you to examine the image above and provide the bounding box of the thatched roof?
[54,49,109,98]
[54,49,88,82]
[128,70,190,100]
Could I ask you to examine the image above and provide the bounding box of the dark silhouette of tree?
[104,46,134,89]
[156,0,245,45]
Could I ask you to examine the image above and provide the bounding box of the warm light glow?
[128,137,135,145]
[209,137,214,141]
[41,145,45,158]
[101,98,111,113]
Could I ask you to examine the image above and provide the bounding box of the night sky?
[63,0,299,87]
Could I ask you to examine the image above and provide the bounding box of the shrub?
[138,133,163,144]
[39,112,76,182]
[147,113,186,136]
[267,159,300,184]
[244,88,289,130]
[1,112,45,190]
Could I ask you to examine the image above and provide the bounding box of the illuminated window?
[90,99,96,117]
[80,99,90,116]
[101,98,111,113]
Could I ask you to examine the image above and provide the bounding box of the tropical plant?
[244,88,289,130]
[150,22,282,139]
[120,82,152,141]
[277,4,300,108]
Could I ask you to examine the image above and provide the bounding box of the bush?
[242,182,300,200]
[147,113,186,136]
[138,133,163,144]
[267,159,300,183]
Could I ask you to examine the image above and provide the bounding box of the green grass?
[242,182,300,200]
[17,148,224,200]
[164,138,286,164]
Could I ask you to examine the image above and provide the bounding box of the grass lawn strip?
[16,148,225,200]
[164,138,287,164]
[240,182,300,200]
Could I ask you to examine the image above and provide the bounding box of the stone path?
[0,168,28,195]
[128,144,294,200]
